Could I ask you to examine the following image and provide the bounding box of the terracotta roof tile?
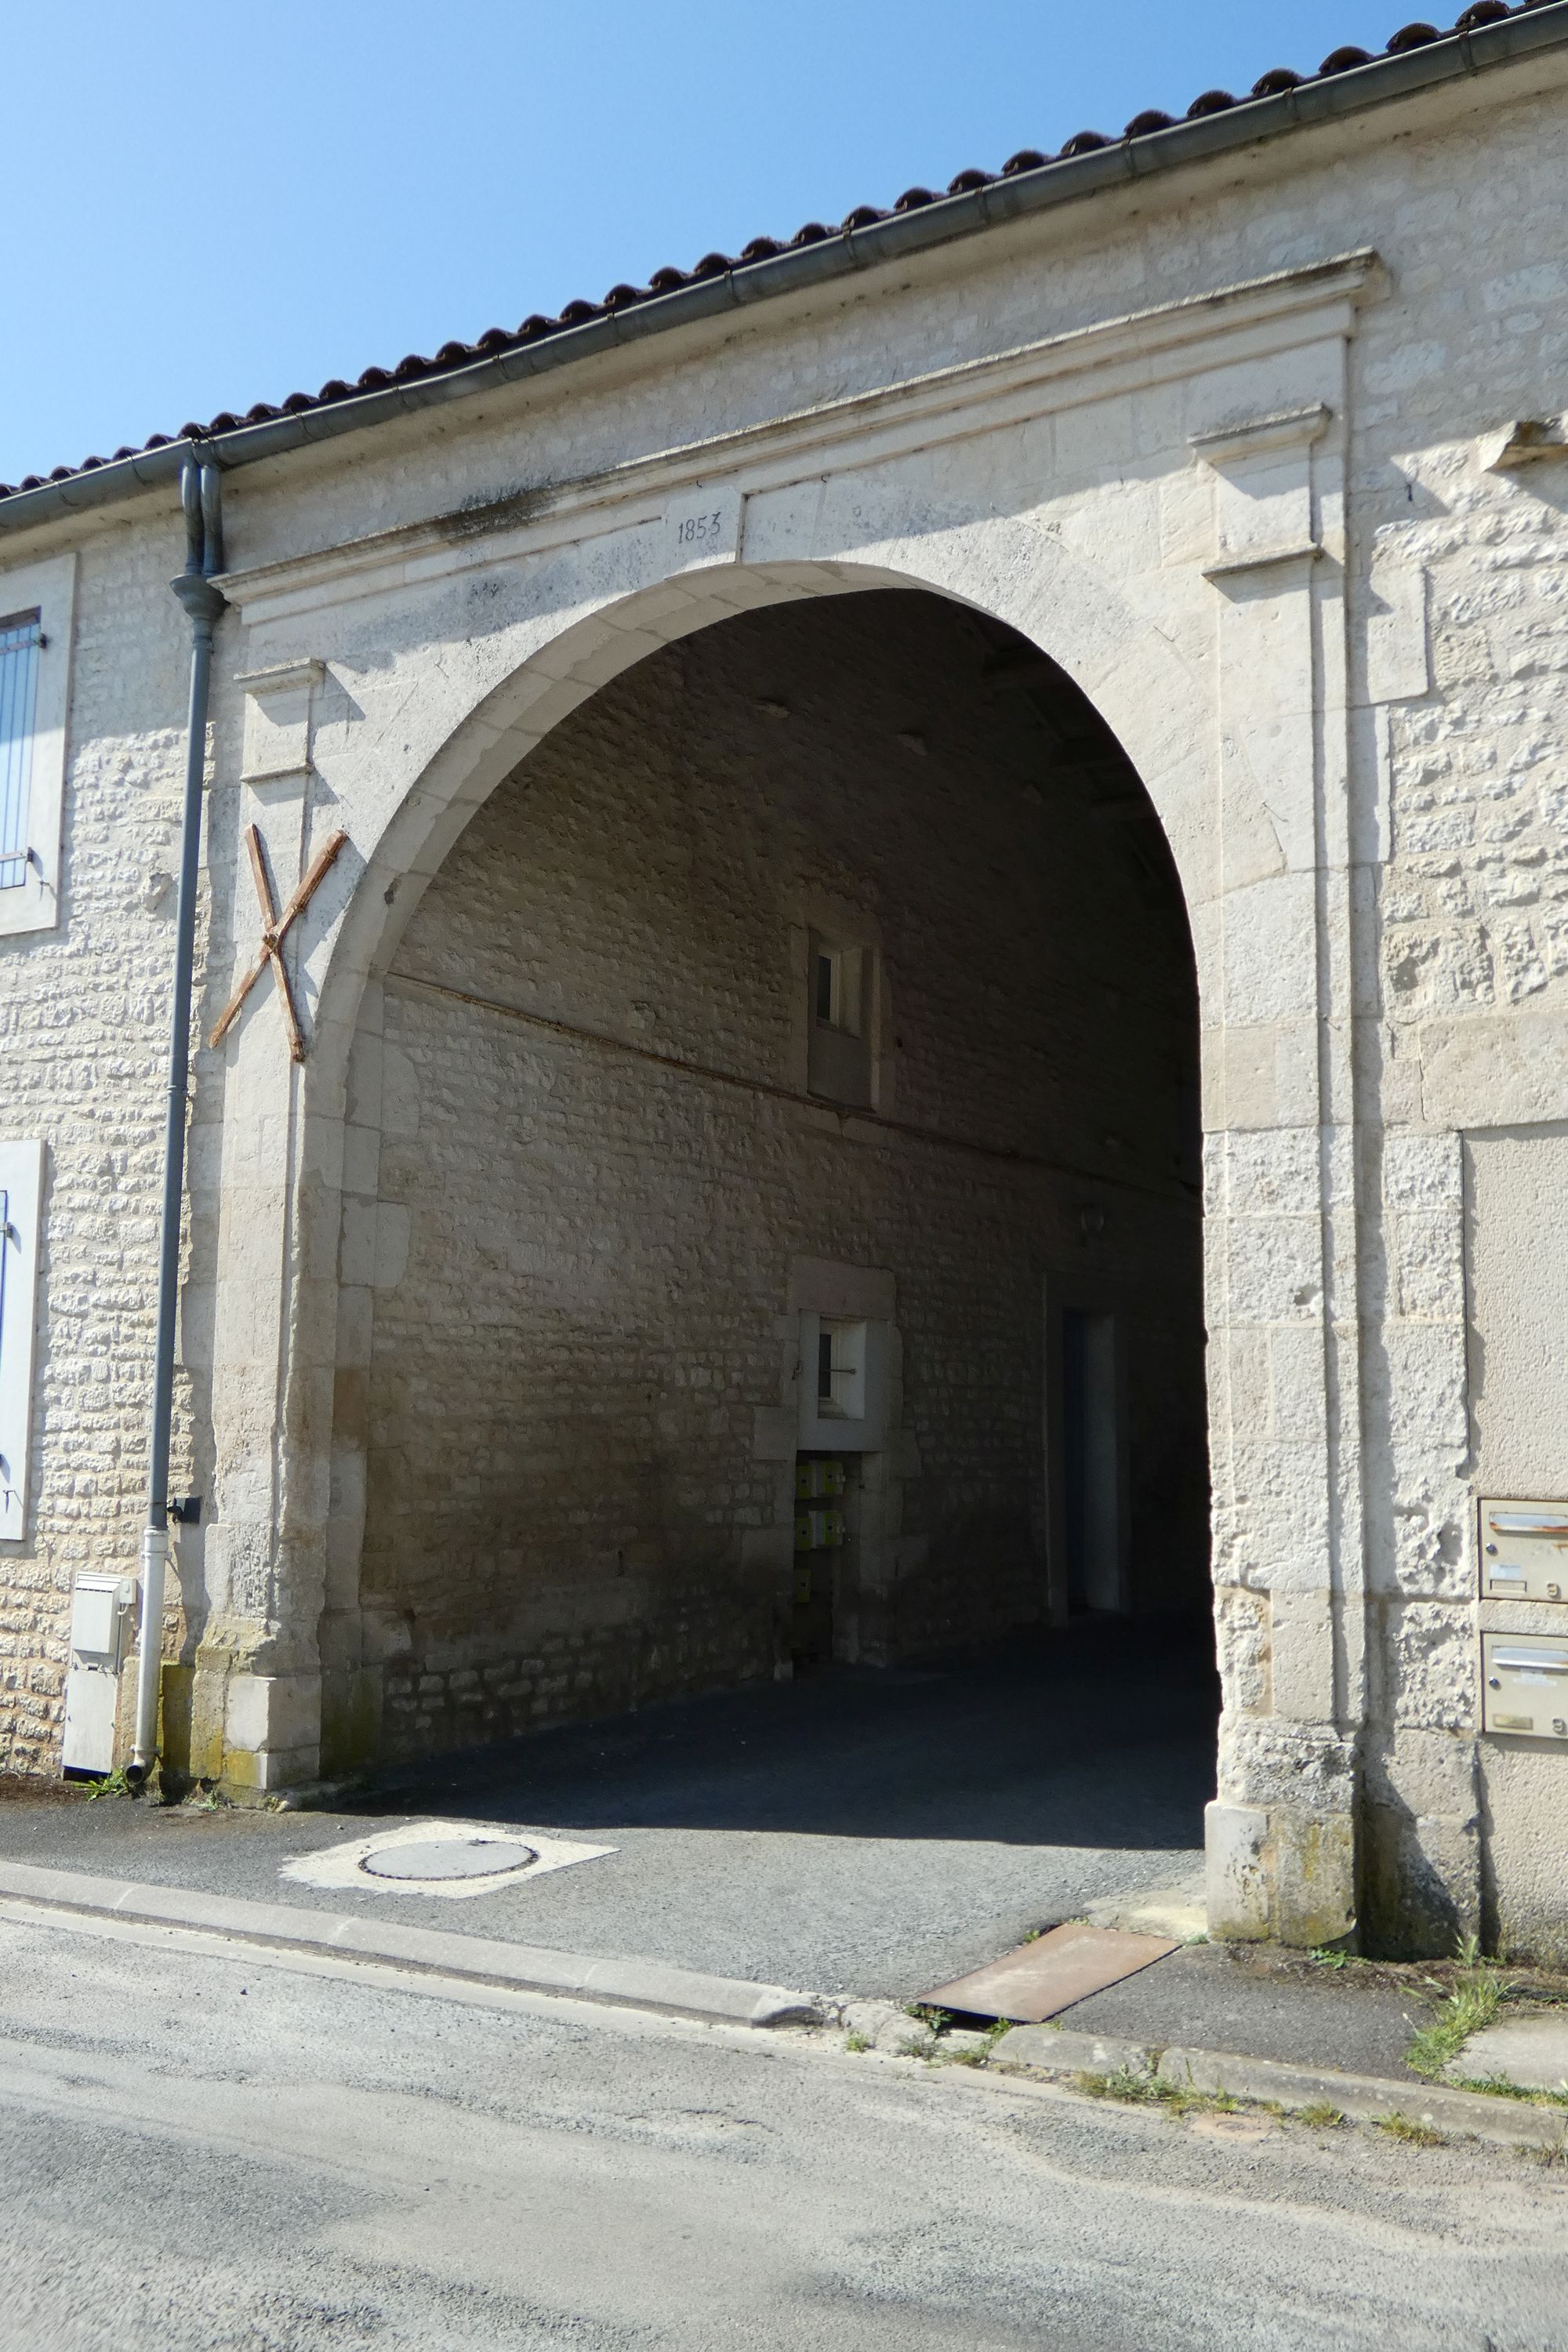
[0,5,1552,503]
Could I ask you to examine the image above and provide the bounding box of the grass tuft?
[1073,2069,1243,2121]
[1446,2071,1568,2110]
[1298,2101,1347,2129]
[1375,2112,1446,2147]
[1406,1965,1504,2081]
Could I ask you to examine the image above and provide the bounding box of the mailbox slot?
[1479,1497,1568,1603]
[1482,1632,1568,1740]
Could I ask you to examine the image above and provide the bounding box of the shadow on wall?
[342,1617,1221,1852]
[342,584,1209,1771]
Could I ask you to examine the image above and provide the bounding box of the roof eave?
[3,1,1565,543]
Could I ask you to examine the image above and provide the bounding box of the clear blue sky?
[5,1,1405,485]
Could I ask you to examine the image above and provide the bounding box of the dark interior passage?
[337,585,1210,1769]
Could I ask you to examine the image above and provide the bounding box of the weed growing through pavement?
[1445,2071,1568,2109]
[1073,2068,1242,2121]
[844,2031,872,2055]
[1406,1959,1504,2080]
[1077,2072,1361,2134]
[945,2020,1014,2068]
[1375,2113,1446,2147]
[85,1766,134,1802]
[1417,1926,1568,2110]
[1308,1945,1350,1970]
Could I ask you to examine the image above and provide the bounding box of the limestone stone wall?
[1352,434,1568,1957]
[0,506,201,1773]
[350,590,1205,1757]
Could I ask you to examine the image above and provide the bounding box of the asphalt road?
[2,1901,1566,2351]
[0,1624,1216,1998]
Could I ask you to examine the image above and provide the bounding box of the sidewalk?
[3,1624,1565,2150]
[0,1624,1217,1998]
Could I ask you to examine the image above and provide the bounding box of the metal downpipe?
[128,462,226,1784]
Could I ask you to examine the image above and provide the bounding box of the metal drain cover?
[360,1836,539,1882]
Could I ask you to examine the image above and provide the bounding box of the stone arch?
[309,522,1260,1083]
[293,530,1226,1773]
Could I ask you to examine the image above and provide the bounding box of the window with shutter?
[0,552,74,940]
[0,613,42,891]
[0,1141,44,1542]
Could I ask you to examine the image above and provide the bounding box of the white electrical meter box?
[62,1573,135,1774]
[1481,1632,1568,1740]
[1479,1499,1568,1603]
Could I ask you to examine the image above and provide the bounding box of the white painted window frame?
[0,551,75,938]
[797,1310,890,1453]
[0,1138,45,1541]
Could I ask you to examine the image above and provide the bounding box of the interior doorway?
[1061,1306,1123,1615]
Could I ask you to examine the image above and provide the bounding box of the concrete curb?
[993,2024,1568,2151]
[0,1857,824,2031]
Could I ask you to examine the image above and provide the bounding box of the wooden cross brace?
[209,824,349,1062]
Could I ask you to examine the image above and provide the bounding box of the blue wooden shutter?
[0,613,42,891]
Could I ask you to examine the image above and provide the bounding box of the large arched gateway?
[8,13,1568,1966]
[194,294,1367,1958]
[332,583,1208,1757]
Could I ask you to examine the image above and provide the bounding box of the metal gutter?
[3,2,1565,542]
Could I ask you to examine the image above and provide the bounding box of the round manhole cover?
[360,1836,539,1882]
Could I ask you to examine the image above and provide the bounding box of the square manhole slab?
[281,1817,615,1900]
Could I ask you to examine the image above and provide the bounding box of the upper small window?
[807,934,875,1108]
[814,943,862,1036]
[0,612,42,893]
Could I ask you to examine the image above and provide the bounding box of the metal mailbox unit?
[1479,1500,1568,1603]
[1482,1636,1568,1740]
[1479,1499,1568,1741]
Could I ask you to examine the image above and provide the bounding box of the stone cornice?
[220,250,1381,630]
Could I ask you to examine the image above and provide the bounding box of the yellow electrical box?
[1479,1499,1568,1603]
[795,1458,846,1501]
[1482,1632,1568,1739]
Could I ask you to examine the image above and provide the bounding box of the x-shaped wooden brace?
[209,823,349,1062]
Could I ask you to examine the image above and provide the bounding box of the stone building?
[2,5,1568,1959]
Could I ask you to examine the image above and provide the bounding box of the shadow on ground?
[352,1614,1221,1853]
[0,1618,1220,1998]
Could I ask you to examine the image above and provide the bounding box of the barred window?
[0,612,42,891]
